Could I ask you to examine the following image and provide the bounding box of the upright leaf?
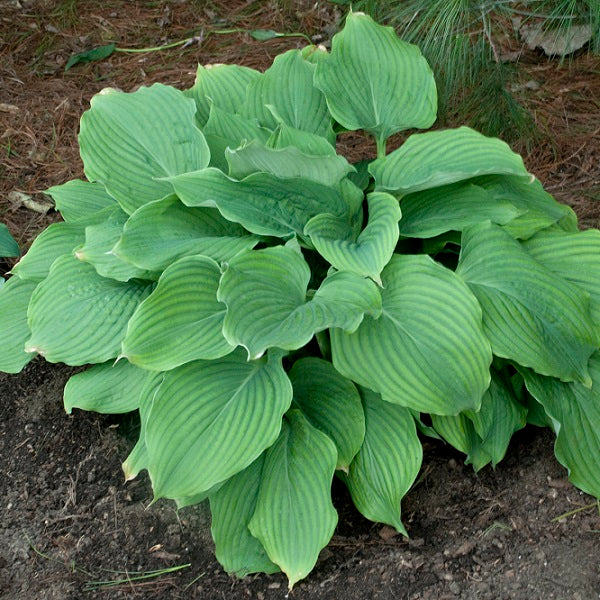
[218,245,382,359]
[456,222,599,384]
[79,83,210,214]
[332,254,492,415]
[45,179,117,222]
[341,387,422,535]
[248,410,338,589]
[144,350,292,499]
[121,255,233,371]
[289,357,365,470]
[0,224,19,257]
[26,255,153,365]
[314,12,436,146]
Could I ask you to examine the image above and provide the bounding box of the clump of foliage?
[1,12,599,588]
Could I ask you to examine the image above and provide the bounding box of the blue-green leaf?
[0,224,19,257]
[45,179,118,222]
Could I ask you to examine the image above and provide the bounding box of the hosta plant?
[2,11,600,588]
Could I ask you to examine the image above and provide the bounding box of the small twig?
[551,501,600,522]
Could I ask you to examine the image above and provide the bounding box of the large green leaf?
[313,12,436,146]
[341,387,422,536]
[64,359,150,414]
[144,350,292,499]
[218,245,382,359]
[79,83,210,214]
[289,357,365,470]
[248,409,338,589]
[242,49,333,141]
[168,168,358,239]
[522,228,600,324]
[225,140,353,186]
[45,179,117,222]
[266,122,335,156]
[522,354,600,498]
[209,454,280,577]
[0,224,19,257]
[74,206,156,282]
[370,127,530,196]
[121,255,233,371]
[456,222,599,385]
[184,63,260,126]
[25,255,153,365]
[332,254,492,415]
[304,192,401,285]
[0,276,37,373]
[113,195,258,272]
[431,371,527,471]
[397,182,523,238]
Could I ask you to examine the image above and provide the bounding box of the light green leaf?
[242,49,334,141]
[248,409,338,589]
[341,387,422,536]
[168,168,356,238]
[64,360,150,414]
[370,127,531,196]
[113,195,258,272]
[314,12,436,144]
[0,276,37,373]
[522,228,600,324]
[79,83,210,214]
[74,206,156,282]
[266,122,336,156]
[522,354,600,498]
[226,140,353,186]
[0,224,19,257]
[398,182,523,238]
[305,192,401,284]
[332,254,492,415]
[456,222,599,385]
[45,179,117,222]
[145,349,292,499]
[184,63,261,126]
[209,454,280,577]
[25,255,153,365]
[289,357,365,470]
[218,245,382,359]
[121,255,233,371]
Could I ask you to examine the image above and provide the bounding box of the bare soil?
[1,2,599,599]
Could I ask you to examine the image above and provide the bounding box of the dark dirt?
[1,1,600,599]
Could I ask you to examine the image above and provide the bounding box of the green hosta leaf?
[289,357,365,470]
[0,224,19,257]
[370,127,530,196]
[218,245,382,359]
[25,255,153,365]
[248,409,338,589]
[11,222,85,282]
[266,122,335,155]
[225,140,353,186]
[475,175,576,240]
[121,255,233,371]
[168,168,356,238]
[145,349,292,499]
[313,12,436,144]
[79,83,210,214]
[0,276,37,373]
[45,179,118,222]
[113,195,259,272]
[184,63,260,126]
[65,43,116,71]
[64,360,150,414]
[304,192,401,285]
[74,206,156,282]
[456,222,599,385]
[340,387,422,536]
[522,354,600,498]
[242,49,334,141]
[432,371,527,471]
[332,254,492,415]
[398,182,523,238]
[209,454,280,577]
[522,229,600,324]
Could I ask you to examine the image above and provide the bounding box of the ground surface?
[1,1,599,599]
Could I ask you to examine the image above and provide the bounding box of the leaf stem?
[376,135,387,159]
